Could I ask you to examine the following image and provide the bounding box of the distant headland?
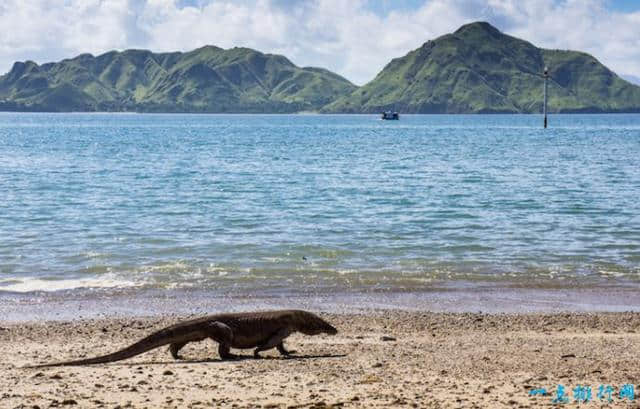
[1,22,640,114]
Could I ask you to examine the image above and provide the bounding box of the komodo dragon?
[32,310,337,367]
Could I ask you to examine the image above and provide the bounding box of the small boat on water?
[381,111,399,120]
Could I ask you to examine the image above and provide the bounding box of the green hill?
[2,23,639,114]
[324,22,640,113]
[0,46,356,113]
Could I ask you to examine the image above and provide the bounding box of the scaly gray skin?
[31,310,338,367]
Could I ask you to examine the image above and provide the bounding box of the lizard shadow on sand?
[22,354,348,369]
[116,353,348,367]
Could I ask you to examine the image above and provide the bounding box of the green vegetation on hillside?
[0,46,356,113]
[2,22,639,113]
[324,22,640,113]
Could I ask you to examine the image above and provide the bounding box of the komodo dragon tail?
[29,327,176,367]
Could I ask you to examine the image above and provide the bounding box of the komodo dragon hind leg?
[205,321,236,360]
[277,342,296,356]
[169,342,187,359]
[254,328,292,358]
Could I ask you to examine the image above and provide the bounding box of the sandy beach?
[2,311,639,408]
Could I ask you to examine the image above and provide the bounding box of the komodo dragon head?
[294,310,338,336]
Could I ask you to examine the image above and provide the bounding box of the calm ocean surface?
[1,113,639,295]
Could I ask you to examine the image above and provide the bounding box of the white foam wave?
[599,270,626,278]
[0,275,140,292]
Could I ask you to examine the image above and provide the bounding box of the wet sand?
[2,311,640,408]
[4,283,640,322]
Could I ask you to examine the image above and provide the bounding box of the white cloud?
[0,0,639,85]
[486,0,640,82]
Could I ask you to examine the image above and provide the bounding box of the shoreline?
[2,310,639,408]
[2,111,640,115]
[3,283,640,323]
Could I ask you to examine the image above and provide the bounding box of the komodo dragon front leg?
[253,327,293,358]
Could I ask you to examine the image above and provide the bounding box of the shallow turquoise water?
[0,113,639,293]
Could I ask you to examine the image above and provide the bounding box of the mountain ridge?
[324,21,640,114]
[2,22,640,113]
[0,46,357,113]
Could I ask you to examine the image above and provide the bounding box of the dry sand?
[1,311,640,408]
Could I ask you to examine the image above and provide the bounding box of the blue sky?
[606,0,640,12]
[1,0,639,85]
[180,0,640,14]
[371,0,640,13]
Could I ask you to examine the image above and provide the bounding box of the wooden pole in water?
[543,66,548,128]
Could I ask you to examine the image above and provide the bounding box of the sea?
[1,113,639,319]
